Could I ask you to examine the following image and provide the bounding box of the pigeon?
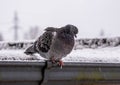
[24,24,78,68]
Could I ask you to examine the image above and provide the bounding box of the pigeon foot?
[58,60,64,69]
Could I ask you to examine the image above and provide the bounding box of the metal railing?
[0,61,120,85]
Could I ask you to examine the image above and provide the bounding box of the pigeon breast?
[48,29,75,60]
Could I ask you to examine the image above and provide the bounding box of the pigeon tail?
[24,45,36,55]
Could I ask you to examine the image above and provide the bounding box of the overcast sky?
[0,0,120,40]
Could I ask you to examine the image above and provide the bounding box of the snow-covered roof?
[0,37,120,63]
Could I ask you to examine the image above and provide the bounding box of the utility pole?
[13,11,19,40]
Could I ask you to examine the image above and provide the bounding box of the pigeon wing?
[35,31,54,53]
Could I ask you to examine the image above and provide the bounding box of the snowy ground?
[0,46,120,63]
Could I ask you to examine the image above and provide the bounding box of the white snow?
[63,46,120,63]
[0,46,120,63]
[0,50,45,62]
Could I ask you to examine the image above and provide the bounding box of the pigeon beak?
[75,34,77,38]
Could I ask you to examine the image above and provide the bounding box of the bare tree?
[23,32,29,40]
[24,26,41,40]
[99,29,105,37]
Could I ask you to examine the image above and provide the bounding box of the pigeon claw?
[50,57,64,69]
[50,57,56,64]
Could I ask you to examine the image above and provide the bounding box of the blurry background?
[0,0,120,41]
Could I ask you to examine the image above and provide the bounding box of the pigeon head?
[63,24,78,37]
